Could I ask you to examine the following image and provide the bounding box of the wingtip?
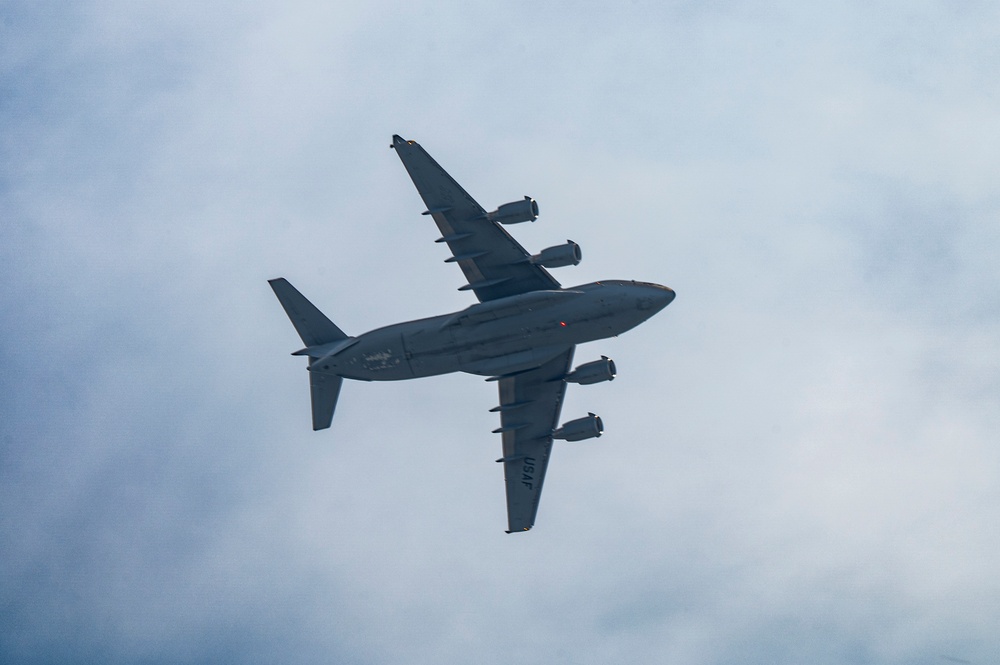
[504,526,532,534]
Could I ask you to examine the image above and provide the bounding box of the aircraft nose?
[636,284,675,312]
[653,285,675,311]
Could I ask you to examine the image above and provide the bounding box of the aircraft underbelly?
[457,344,568,376]
[400,325,463,378]
[402,318,547,378]
[337,331,415,381]
[351,288,644,381]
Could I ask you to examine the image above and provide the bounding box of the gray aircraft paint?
[305,281,673,382]
[270,135,674,531]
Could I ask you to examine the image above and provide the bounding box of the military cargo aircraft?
[269,134,675,532]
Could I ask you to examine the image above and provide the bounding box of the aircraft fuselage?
[308,280,674,381]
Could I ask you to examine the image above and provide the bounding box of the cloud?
[2,2,999,663]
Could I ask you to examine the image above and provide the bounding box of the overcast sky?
[3,2,1000,663]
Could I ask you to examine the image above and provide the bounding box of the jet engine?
[552,413,603,441]
[487,196,538,224]
[565,356,615,384]
[530,240,582,268]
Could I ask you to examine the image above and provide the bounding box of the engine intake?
[552,413,603,441]
[530,240,581,268]
[565,356,615,385]
[487,196,538,224]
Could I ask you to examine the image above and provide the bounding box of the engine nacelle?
[530,240,581,268]
[565,356,616,385]
[487,196,538,224]
[552,413,604,441]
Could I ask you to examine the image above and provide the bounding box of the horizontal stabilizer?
[268,278,348,346]
[292,337,360,358]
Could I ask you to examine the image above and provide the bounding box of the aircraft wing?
[494,347,575,532]
[391,134,560,302]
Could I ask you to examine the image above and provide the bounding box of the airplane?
[269,134,675,532]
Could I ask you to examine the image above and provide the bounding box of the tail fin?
[268,278,347,430]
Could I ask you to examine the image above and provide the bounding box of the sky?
[3,1,1000,663]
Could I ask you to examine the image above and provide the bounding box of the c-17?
[270,134,675,532]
